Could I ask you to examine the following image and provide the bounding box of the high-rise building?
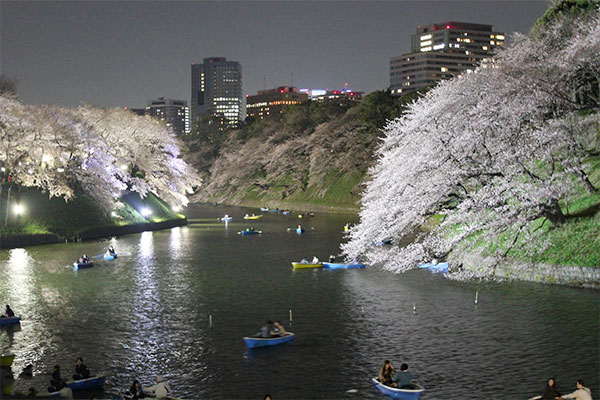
[191,57,243,129]
[246,86,308,121]
[390,21,505,95]
[145,97,190,135]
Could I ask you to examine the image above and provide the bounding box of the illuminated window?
[421,40,432,46]
[496,34,505,40]
[482,46,488,51]
[441,67,448,72]
[420,34,432,40]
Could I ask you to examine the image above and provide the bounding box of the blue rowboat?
[103,253,117,260]
[418,262,448,273]
[221,216,233,222]
[282,210,291,215]
[50,375,106,395]
[67,375,106,390]
[73,261,94,270]
[239,230,262,236]
[0,316,21,326]
[371,378,425,400]
[243,332,295,348]
[323,262,365,269]
[296,228,305,234]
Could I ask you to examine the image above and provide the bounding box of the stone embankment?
[449,252,600,289]
[0,218,187,250]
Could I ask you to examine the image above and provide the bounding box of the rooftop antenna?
[263,76,266,91]
[290,72,293,87]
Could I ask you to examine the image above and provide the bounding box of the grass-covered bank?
[0,184,186,249]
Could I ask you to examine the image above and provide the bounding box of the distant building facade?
[125,107,146,116]
[191,57,244,129]
[246,86,308,120]
[298,88,363,101]
[145,97,190,135]
[390,21,505,95]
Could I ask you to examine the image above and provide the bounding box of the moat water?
[1,204,598,399]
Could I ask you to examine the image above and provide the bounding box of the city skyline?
[1,1,548,109]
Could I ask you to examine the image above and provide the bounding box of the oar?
[93,254,105,259]
[527,396,542,400]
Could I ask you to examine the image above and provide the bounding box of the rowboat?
[0,354,15,367]
[220,215,233,222]
[73,261,94,270]
[282,210,291,215]
[243,214,263,220]
[371,378,425,399]
[243,332,296,348]
[0,317,21,327]
[239,230,262,236]
[291,262,323,269]
[103,253,117,260]
[418,262,448,273]
[49,375,106,395]
[323,262,365,269]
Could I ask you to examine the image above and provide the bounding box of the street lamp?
[14,204,24,216]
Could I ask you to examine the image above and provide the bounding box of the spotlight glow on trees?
[141,207,152,217]
[14,204,24,216]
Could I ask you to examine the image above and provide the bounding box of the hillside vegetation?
[183,91,420,211]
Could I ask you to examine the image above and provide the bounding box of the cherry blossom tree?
[0,96,199,213]
[342,13,600,274]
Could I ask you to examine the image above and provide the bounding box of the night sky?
[1,0,549,109]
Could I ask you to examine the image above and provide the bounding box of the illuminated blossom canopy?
[342,13,600,273]
[0,96,199,211]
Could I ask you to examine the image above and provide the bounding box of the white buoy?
[475,291,479,305]
[209,314,213,328]
[413,303,417,314]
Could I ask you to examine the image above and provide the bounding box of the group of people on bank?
[377,360,416,389]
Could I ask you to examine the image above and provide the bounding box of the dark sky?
[1,0,549,109]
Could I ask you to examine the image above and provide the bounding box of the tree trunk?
[579,169,598,194]
[543,198,566,225]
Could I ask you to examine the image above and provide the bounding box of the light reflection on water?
[0,204,598,399]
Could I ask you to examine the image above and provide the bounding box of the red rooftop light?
[446,25,451,29]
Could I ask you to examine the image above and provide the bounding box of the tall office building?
[390,21,504,95]
[145,97,190,135]
[191,57,243,129]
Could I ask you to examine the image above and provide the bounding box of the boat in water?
[243,214,263,220]
[371,378,425,399]
[49,375,106,396]
[220,215,233,222]
[103,253,118,260]
[323,262,365,269]
[239,230,262,236]
[0,317,21,327]
[73,261,94,271]
[243,332,296,348]
[291,262,323,269]
[418,261,448,273]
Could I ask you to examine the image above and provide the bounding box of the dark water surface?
[1,204,598,399]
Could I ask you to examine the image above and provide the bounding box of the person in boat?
[2,304,15,318]
[129,379,146,399]
[560,380,592,400]
[328,255,335,263]
[72,357,91,380]
[378,360,395,386]
[392,363,415,389]
[244,213,249,218]
[250,226,255,232]
[540,377,561,400]
[257,320,275,338]
[312,256,319,263]
[48,365,65,392]
[108,246,116,255]
[300,258,309,264]
[145,375,171,399]
[273,321,287,336]
[79,254,90,263]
